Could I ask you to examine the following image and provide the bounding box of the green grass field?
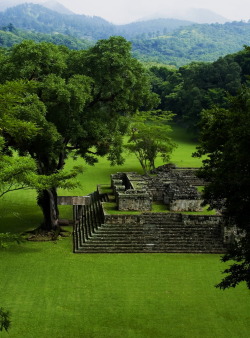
[1,126,250,337]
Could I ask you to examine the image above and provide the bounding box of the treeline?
[0,24,93,49]
[149,46,250,131]
[1,30,249,134]
[117,18,194,40]
[133,21,250,66]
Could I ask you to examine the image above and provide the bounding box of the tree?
[126,111,176,173]
[0,38,158,232]
[0,80,42,197]
[195,87,250,289]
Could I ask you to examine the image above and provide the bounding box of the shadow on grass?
[0,243,44,255]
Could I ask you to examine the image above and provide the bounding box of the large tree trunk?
[37,188,59,232]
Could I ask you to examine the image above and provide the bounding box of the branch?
[0,185,33,198]
[88,90,122,108]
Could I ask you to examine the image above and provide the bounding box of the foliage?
[0,80,82,198]
[0,37,157,231]
[0,80,41,197]
[126,111,176,173]
[194,87,250,289]
[132,21,250,66]
[0,26,93,50]
[116,18,194,40]
[0,233,24,248]
[0,307,10,332]
[149,47,246,130]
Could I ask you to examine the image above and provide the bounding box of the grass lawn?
[0,243,250,338]
[1,126,250,337]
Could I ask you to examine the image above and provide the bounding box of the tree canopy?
[195,87,250,289]
[0,37,158,232]
[126,111,176,173]
[149,47,250,131]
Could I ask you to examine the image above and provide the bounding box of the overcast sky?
[55,0,250,24]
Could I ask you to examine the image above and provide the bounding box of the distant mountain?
[2,2,250,68]
[144,8,229,24]
[0,0,73,14]
[132,21,250,66]
[0,3,116,40]
[41,0,74,15]
[0,24,93,49]
[117,18,194,39]
[0,3,196,40]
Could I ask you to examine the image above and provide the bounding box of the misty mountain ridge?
[143,7,229,24]
[2,1,250,67]
[41,0,74,14]
[0,0,73,14]
[0,0,230,25]
[0,3,115,40]
[0,3,196,40]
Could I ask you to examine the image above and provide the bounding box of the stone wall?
[97,202,228,253]
[111,172,152,211]
[103,208,222,229]
[150,165,205,186]
[110,167,205,212]
[117,189,152,211]
[164,181,203,211]
[169,199,203,212]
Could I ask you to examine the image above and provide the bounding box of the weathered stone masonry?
[72,165,231,253]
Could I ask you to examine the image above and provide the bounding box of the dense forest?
[0,23,93,49]
[133,21,250,66]
[149,45,250,130]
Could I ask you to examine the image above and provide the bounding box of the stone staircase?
[73,199,226,253]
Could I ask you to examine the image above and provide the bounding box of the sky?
[54,0,250,24]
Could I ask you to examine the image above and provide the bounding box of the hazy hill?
[0,25,93,49]
[132,21,250,66]
[0,0,73,14]
[41,0,74,14]
[1,3,250,67]
[0,3,195,40]
[144,8,228,24]
[0,3,115,40]
[117,18,194,39]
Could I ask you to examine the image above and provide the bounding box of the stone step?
[93,231,222,237]
[73,194,225,254]
[96,225,221,232]
[76,245,225,251]
[86,236,223,243]
[77,240,224,249]
[95,226,222,232]
[75,246,225,254]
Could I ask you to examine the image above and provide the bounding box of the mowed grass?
[1,126,250,337]
[1,244,250,338]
